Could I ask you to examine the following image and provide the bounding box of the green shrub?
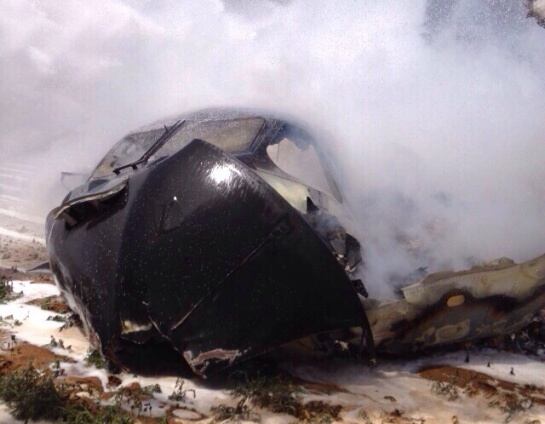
[0,366,64,422]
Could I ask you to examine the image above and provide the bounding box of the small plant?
[85,349,106,369]
[431,380,460,401]
[232,374,302,416]
[0,365,64,422]
[297,401,342,424]
[143,383,162,395]
[357,409,373,424]
[0,276,13,301]
[168,378,196,402]
[0,364,135,423]
[114,382,157,416]
[51,360,65,377]
[0,276,20,303]
[212,398,260,423]
[48,335,69,350]
[32,295,71,313]
[114,387,144,415]
[49,335,58,348]
[60,313,82,331]
[494,394,533,423]
[229,373,341,422]
[63,403,133,424]
[48,314,67,322]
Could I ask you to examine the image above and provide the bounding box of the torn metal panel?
[364,254,545,352]
[183,348,245,376]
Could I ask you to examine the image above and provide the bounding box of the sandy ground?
[2,268,545,423]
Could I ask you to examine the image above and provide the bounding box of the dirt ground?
[0,237,49,273]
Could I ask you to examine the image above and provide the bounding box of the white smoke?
[1,0,544,297]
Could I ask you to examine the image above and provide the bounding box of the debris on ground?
[28,295,71,314]
[421,365,544,421]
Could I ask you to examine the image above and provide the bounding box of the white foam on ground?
[0,195,23,204]
[0,208,43,225]
[0,165,34,174]
[0,227,45,244]
[0,182,22,194]
[0,173,26,182]
[1,280,545,423]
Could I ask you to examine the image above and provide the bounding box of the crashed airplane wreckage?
[46,109,375,376]
[46,108,545,377]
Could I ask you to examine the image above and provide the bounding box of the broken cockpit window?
[148,117,265,161]
[91,128,165,178]
[91,118,267,180]
[257,125,343,203]
[266,138,332,198]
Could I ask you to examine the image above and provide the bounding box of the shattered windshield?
[263,127,341,201]
[148,117,265,161]
[91,128,165,179]
[90,118,264,179]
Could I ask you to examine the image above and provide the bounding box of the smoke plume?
[1,0,544,297]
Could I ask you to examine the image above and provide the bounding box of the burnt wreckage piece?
[46,109,374,376]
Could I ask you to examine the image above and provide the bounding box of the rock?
[107,374,122,388]
[171,408,203,420]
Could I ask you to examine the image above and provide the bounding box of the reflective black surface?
[46,110,373,377]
